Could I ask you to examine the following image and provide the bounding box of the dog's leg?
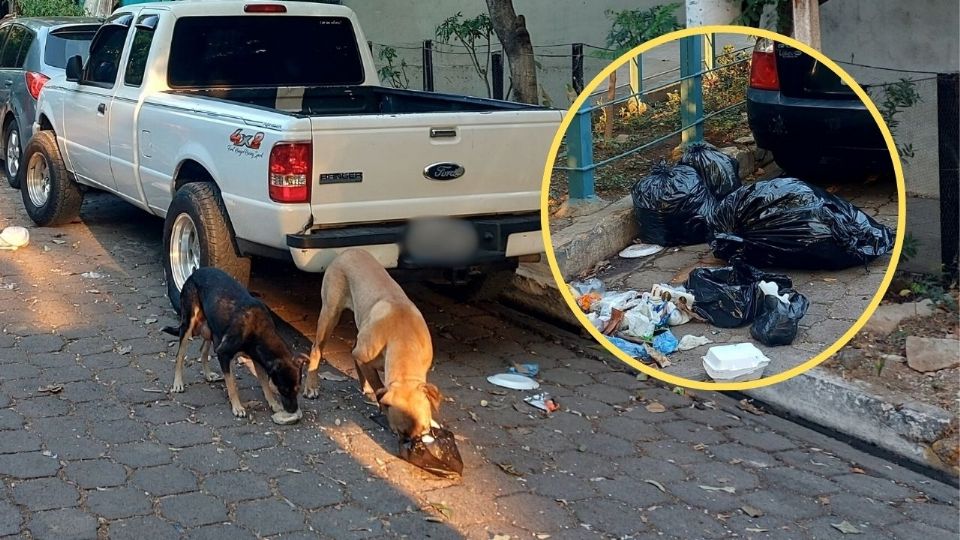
[252,362,284,413]
[172,313,201,393]
[352,326,386,403]
[216,335,247,418]
[304,271,348,399]
[199,339,223,383]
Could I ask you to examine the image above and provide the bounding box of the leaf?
[745,528,769,533]
[497,463,523,477]
[427,501,453,519]
[699,485,736,494]
[831,521,863,534]
[741,505,764,518]
[284,468,302,474]
[737,399,764,416]
[645,402,666,413]
[644,479,666,493]
[318,371,348,382]
[851,467,866,474]
[37,384,63,394]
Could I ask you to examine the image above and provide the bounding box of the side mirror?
[65,55,82,82]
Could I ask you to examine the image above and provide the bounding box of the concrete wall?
[343,0,685,106]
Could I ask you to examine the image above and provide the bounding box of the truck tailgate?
[307,110,562,225]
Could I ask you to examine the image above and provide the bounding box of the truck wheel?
[163,182,251,312]
[20,130,83,226]
[3,119,22,189]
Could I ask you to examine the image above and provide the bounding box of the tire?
[163,182,251,312]
[20,130,83,226]
[3,118,22,189]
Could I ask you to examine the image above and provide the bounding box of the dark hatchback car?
[0,17,100,189]
[746,38,894,179]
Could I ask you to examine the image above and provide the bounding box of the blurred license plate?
[404,218,478,265]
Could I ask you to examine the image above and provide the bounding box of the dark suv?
[746,38,893,179]
[0,16,99,188]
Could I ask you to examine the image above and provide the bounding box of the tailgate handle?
[430,127,457,139]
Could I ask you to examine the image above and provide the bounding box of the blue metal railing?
[558,36,751,202]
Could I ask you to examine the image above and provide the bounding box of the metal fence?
[554,35,751,201]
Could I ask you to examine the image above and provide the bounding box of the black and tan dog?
[162,267,304,420]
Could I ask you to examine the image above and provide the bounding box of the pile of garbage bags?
[631,143,894,270]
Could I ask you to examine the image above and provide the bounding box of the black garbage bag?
[631,160,714,246]
[751,291,810,346]
[399,426,463,478]
[708,178,894,270]
[684,260,792,328]
[679,141,741,199]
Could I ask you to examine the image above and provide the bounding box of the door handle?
[97,103,106,114]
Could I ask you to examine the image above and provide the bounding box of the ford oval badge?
[423,162,465,181]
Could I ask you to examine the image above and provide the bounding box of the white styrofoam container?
[702,343,771,382]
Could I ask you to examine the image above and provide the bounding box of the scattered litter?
[631,160,714,246]
[508,363,539,377]
[678,141,741,199]
[271,409,303,425]
[644,343,671,368]
[116,345,133,356]
[685,261,792,328]
[830,521,863,535]
[284,468,303,474]
[737,399,765,416]
[569,278,605,297]
[141,388,165,394]
[1,283,16,290]
[652,330,678,355]
[497,462,523,477]
[426,501,453,520]
[703,343,771,382]
[37,384,63,394]
[619,243,664,258]
[607,336,649,360]
[709,177,894,270]
[318,371,349,382]
[51,239,66,245]
[699,485,736,494]
[745,528,770,533]
[0,226,29,251]
[487,373,539,391]
[645,402,666,413]
[645,479,666,493]
[678,335,713,351]
[144,318,158,325]
[741,505,764,518]
[81,272,104,279]
[524,393,559,413]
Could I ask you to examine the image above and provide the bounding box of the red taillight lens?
[25,72,50,100]
[269,142,311,203]
[749,39,780,91]
[244,4,286,13]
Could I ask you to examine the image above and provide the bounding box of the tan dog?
[304,249,441,440]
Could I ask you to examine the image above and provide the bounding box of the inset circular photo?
[542,27,906,390]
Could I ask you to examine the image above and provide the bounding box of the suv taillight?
[269,142,311,203]
[25,72,50,100]
[749,38,779,91]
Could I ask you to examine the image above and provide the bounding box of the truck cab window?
[84,23,130,86]
[124,22,155,87]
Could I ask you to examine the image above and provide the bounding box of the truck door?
[109,10,157,206]
[59,13,133,192]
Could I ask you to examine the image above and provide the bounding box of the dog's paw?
[171,382,185,393]
[232,405,248,418]
[204,372,224,383]
[303,386,321,400]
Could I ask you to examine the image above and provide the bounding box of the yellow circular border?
[539,25,906,391]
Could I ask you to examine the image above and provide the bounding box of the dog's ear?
[420,383,442,412]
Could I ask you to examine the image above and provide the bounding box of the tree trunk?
[485,0,539,104]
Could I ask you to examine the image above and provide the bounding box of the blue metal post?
[680,35,704,145]
[566,105,595,200]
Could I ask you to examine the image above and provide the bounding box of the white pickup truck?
[23,0,560,308]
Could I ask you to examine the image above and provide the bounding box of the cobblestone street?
[0,189,955,539]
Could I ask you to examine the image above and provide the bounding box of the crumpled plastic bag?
[631,160,715,246]
[684,261,792,328]
[594,291,640,319]
[708,178,894,270]
[678,141,741,199]
[750,290,809,346]
[607,330,678,360]
[622,309,655,340]
[0,226,29,251]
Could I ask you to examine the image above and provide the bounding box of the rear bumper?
[286,213,542,272]
[746,88,888,156]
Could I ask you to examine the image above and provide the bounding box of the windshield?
[168,16,364,88]
[44,28,97,69]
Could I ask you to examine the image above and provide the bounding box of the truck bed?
[169,86,543,117]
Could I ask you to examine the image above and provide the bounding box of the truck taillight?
[269,142,311,203]
[749,38,779,91]
[25,72,50,100]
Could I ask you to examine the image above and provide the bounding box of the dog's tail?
[161,326,180,337]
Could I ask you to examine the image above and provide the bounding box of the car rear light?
[244,4,286,13]
[269,142,311,203]
[25,72,50,100]
[749,38,780,91]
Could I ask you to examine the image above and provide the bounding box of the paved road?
[0,189,956,539]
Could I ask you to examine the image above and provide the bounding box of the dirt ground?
[582,179,899,382]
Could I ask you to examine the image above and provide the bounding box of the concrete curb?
[551,195,637,281]
[746,367,958,475]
